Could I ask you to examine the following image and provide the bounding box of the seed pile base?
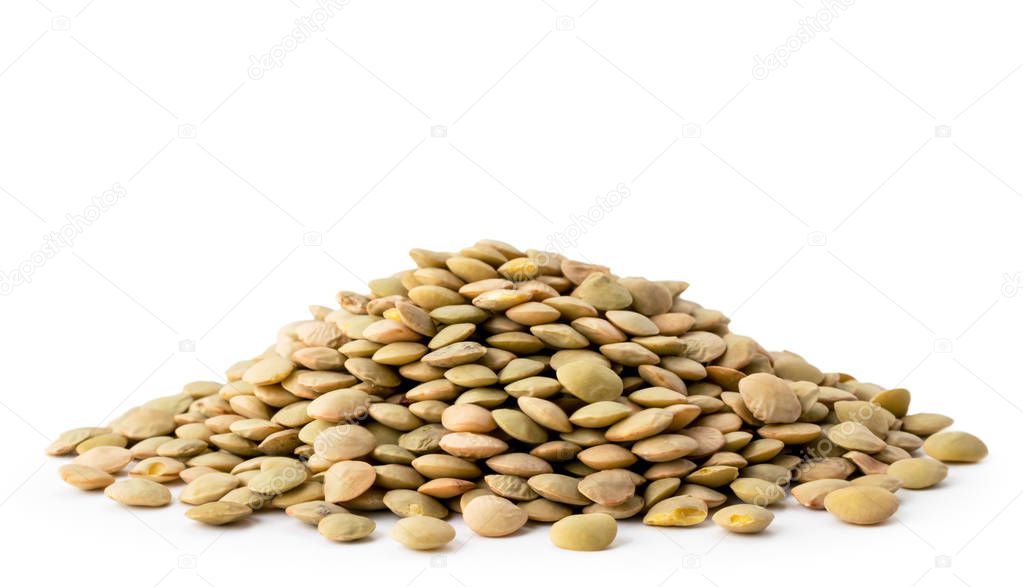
[48,240,988,549]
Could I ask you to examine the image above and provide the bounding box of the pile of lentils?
[49,240,988,551]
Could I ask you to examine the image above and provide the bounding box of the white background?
[1,1,1020,586]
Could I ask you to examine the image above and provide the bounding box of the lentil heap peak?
[49,240,988,550]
